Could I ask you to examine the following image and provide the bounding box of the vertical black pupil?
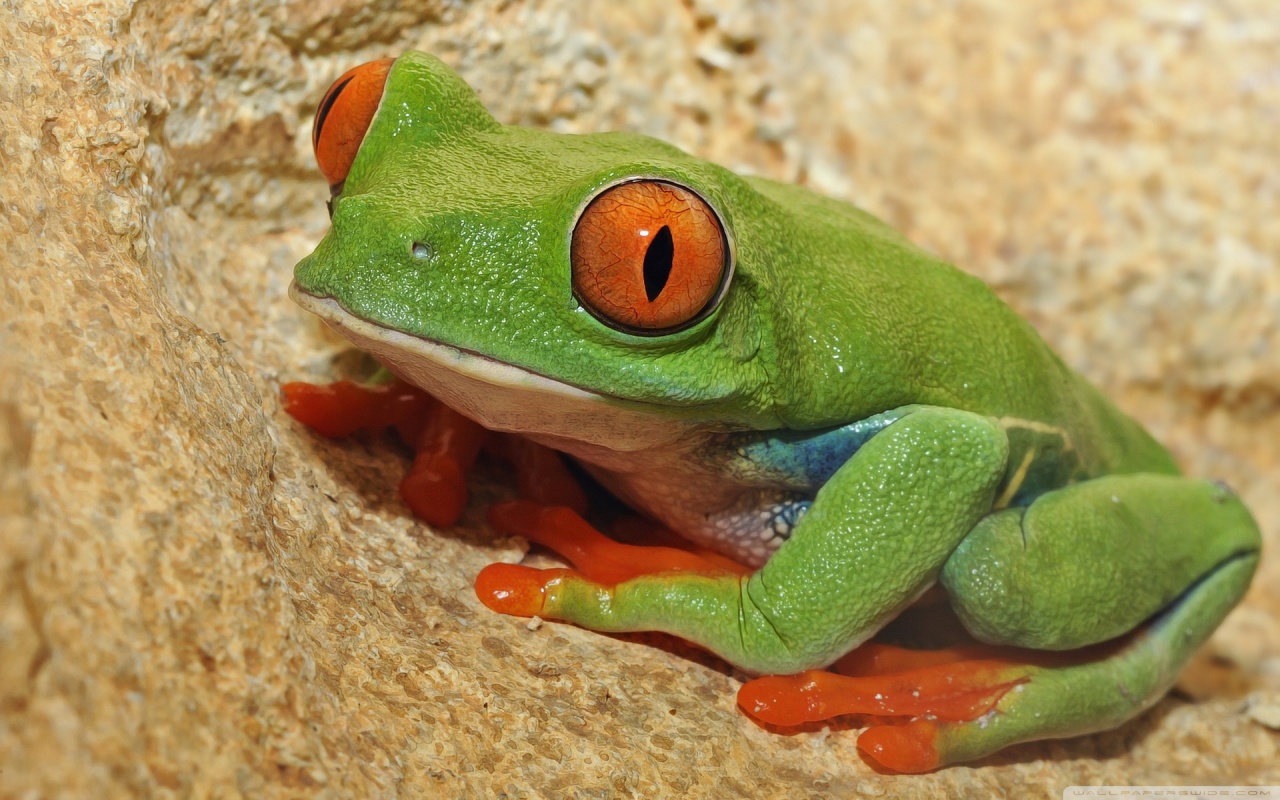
[313,75,354,149]
[642,226,674,303]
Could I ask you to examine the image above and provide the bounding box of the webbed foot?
[738,642,1036,772]
[283,378,586,527]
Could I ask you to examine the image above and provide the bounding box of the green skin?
[292,52,1262,765]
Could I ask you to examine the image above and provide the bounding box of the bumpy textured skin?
[942,475,1262,651]
[294,54,1169,464]
[292,51,1263,765]
[929,552,1260,765]
[510,407,1009,674]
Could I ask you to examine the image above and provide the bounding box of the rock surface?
[2,1,1277,797]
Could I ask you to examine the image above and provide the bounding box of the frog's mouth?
[289,284,704,455]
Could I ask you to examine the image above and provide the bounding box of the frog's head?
[292,51,781,452]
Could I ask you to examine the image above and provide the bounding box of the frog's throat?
[289,285,703,454]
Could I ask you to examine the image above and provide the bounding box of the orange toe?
[737,673,830,727]
[400,452,469,528]
[475,563,575,616]
[487,435,589,515]
[857,721,942,773]
[398,397,489,527]
[739,660,1027,726]
[488,500,743,584]
[282,378,434,438]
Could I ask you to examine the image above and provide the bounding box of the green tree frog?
[287,51,1261,772]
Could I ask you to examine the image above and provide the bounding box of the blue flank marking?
[727,406,915,490]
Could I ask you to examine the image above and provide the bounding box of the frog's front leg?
[477,406,1008,674]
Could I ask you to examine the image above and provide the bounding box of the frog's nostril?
[411,241,434,260]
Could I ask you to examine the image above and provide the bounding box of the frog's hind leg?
[742,475,1260,772]
[943,475,1260,652]
[863,553,1256,772]
[855,474,1259,772]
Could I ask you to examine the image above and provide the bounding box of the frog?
[287,51,1261,772]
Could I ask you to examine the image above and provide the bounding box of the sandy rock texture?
[2,0,1278,797]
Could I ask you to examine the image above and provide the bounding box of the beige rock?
[2,0,1277,797]
[1245,694,1280,732]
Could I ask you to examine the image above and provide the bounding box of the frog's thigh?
[941,474,1262,650]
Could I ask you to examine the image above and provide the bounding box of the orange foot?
[738,642,1034,773]
[282,377,432,438]
[484,435,589,516]
[398,400,489,527]
[478,501,749,594]
[475,501,750,616]
[283,377,481,526]
[284,378,590,528]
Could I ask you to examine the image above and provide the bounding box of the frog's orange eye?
[312,58,394,192]
[571,180,731,334]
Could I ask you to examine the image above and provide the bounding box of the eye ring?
[570,178,734,336]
